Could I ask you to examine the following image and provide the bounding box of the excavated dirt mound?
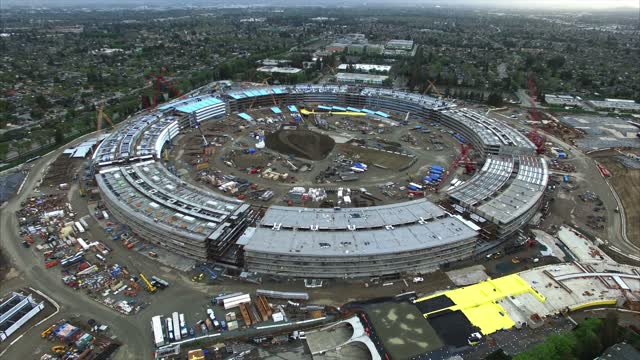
[265,129,335,160]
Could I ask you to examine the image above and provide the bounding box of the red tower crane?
[436,143,474,193]
[527,73,546,154]
[150,67,183,108]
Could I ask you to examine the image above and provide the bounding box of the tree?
[547,56,566,75]
[487,92,504,107]
[601,311,619,349]
[35,94,50,110]
[54,126,65,145]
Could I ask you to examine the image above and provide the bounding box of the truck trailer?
[151,316,165,348]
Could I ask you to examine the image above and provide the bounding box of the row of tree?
[503,313,638,360]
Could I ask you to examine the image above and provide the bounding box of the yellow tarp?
[462,303,515,335]
[416,274,546,335]
[300,108,365,116]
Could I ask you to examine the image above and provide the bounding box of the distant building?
[589,98,640,113]
[386,39,414,50]
[326,43,348,53]
[310,17,336,21]
[346,33,367,42]
[257,66,302,75]
[337,64,391,73]
[259,59,291,66]
[347,44,366,54]
[336,73,388,85]
[302,61,317,69]
[91,48,124,55]
[239,17,265,23]
[544,94,583,107]
[365,44,384,55]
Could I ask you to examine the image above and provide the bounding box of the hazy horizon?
[1,0,639,10]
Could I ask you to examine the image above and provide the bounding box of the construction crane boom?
[436,143,474,193]
[96,104,115,140]
[151,67,183,108]
[423,80,442,98]
[139,273,157,293]
[527,73,546,154]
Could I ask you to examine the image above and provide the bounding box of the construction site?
[2,78,639,360]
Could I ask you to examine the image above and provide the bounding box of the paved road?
[0,133,449,358]
[0,133,152,360]
[493,111,639,257]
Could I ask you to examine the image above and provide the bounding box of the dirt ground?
[598,156,640,244]
[336,144,414,171]
[265,129,335,160]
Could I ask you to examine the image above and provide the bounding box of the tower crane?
[423,80,443,98]
[527,73,546,154]
[436,143,474,193]
[96,104,115,140]
[151,67,183,108]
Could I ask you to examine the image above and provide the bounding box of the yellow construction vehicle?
[51,345,66,354]
[192,273,204,282]
[41,324,56,338]
[139,273,157,293]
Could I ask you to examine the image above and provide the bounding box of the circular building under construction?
[93,84,548,278]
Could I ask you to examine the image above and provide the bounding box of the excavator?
[41,324,56,338]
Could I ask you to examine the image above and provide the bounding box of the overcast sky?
[2,0,639,9]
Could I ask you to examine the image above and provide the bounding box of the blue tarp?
[318,105,332,111]
[288,105,298,112]
[361,108,375,115]
[375,111,390,118]
[271,107,282,114]
[346,107,361,112]
[238,113,253,121]
[332,106,347,111]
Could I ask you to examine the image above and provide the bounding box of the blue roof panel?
[175,97,223,113]
[238,112,253,121]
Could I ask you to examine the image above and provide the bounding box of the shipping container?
[166,317,174,341]
[172,312,181,341]
[74,222,85,234]
[179,313,188,337]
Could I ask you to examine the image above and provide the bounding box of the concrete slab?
[364,301,442,358]
[556,226,613,262]
[446,265,488,286]
[305,324,353,355]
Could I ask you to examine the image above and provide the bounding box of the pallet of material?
[254,296,270,321]
[239,303,252,326]
[257,296,273,317]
